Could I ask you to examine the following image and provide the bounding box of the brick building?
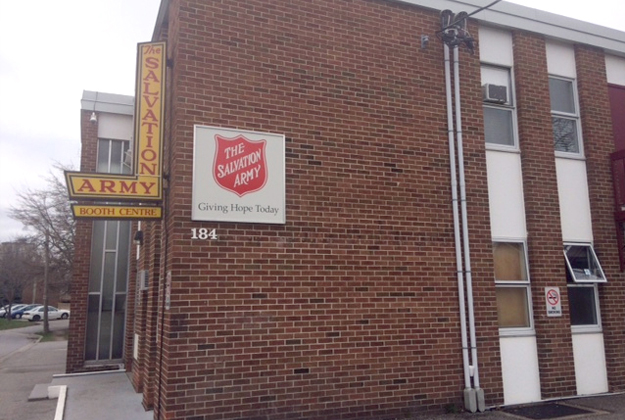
[66,0,625,419]
[0,240,67,308]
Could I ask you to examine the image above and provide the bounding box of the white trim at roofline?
[81,90,134,116]
[398,0,625,56]
[151,0,625,56]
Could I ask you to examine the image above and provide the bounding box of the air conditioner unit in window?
[482,84,507,104]
[138,270,149,291]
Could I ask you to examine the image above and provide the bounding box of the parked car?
[0,304,26,318]
[23,306,70,322]
[11,304,43,319]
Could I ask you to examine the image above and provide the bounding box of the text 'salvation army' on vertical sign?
[65,42,166,220]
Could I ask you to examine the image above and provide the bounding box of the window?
[493,242,532,330]
[563,244,607,283]
[86,220,131,361]
[567,285,598,326]
[97,139,131,174]
[549,77,582,155]
[564,244,605,329]
[87,138,131,362]
[482,66,517,148]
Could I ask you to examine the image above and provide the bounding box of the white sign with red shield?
[192,125,285,224]
[545,287,562,317]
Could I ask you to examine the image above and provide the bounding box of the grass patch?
[37,332,57,342]
[0,318,30,331]
[37,329,69,342]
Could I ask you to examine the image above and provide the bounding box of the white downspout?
[444,43,474,412]
[453,46,485,412]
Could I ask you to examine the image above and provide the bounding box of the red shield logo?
[213,134,267,197]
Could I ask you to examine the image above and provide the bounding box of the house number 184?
[191,228,218,240]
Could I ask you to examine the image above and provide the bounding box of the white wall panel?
[572,333,608,395]
[479,26,513,66]
[133,333,139,360]
[546,41,576,78]
[606,55,625,86]
[555,158,593,242]
[486,151,526,239]
[98,113,133,141]
[500,336,542,405]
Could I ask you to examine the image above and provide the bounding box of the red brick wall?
[576,45,625,391]
[141,220,164,410]
[67,110,139,374]
[19,281,64,307]
[125,227,138,372]
[66,110,98,373]
[512,31,577,398]
[151,1,503,418]
[151,18,174,418]
[133,13,170,405]
[131,237,148,393]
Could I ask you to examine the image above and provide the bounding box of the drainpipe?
[444,43,474,413]
[453,45,485,413]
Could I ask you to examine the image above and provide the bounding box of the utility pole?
[43,231,50,334]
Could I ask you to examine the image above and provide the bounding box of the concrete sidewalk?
[47,381,625,420]
[50,370,153,420]
[408,393,625,419]
[26,365,625,420]
[3,323,624,420]
[0,339,64,420]
[24,369,625,419]
[44,369,625,420]
[0,321,153,420]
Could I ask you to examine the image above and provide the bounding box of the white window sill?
[555,150,585,160]
[571,325,602,334]
[486,143,520,153]
[499,327,535,338]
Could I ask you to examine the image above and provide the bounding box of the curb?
[0,331,41,365]
[53,365,124,379]
[53,385,68,420]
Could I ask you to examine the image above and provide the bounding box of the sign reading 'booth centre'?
[65,41,166,220]
[192,125,285,224]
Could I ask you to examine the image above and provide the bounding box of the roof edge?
[81,90,134,116]
[397,0,625,56]
[152,0,169,42]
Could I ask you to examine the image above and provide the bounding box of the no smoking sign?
[545,287,562,317]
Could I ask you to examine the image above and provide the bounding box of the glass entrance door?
[85,220,130,362]
[85,138,132,362]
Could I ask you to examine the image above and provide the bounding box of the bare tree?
[9,164,75,332]
[0,238,40,320]
[553,117,579,153]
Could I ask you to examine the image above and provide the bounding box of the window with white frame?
[493,241,532,329]
[567,284,599,327]
[563,244,607,283]
[482,65,517,148]
[564,244,606,329]
[97,139,131,174]
[549,77,582,155]
[86,138,132,362]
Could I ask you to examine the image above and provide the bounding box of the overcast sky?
[0,0,161,242]
[0,0,623,243]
